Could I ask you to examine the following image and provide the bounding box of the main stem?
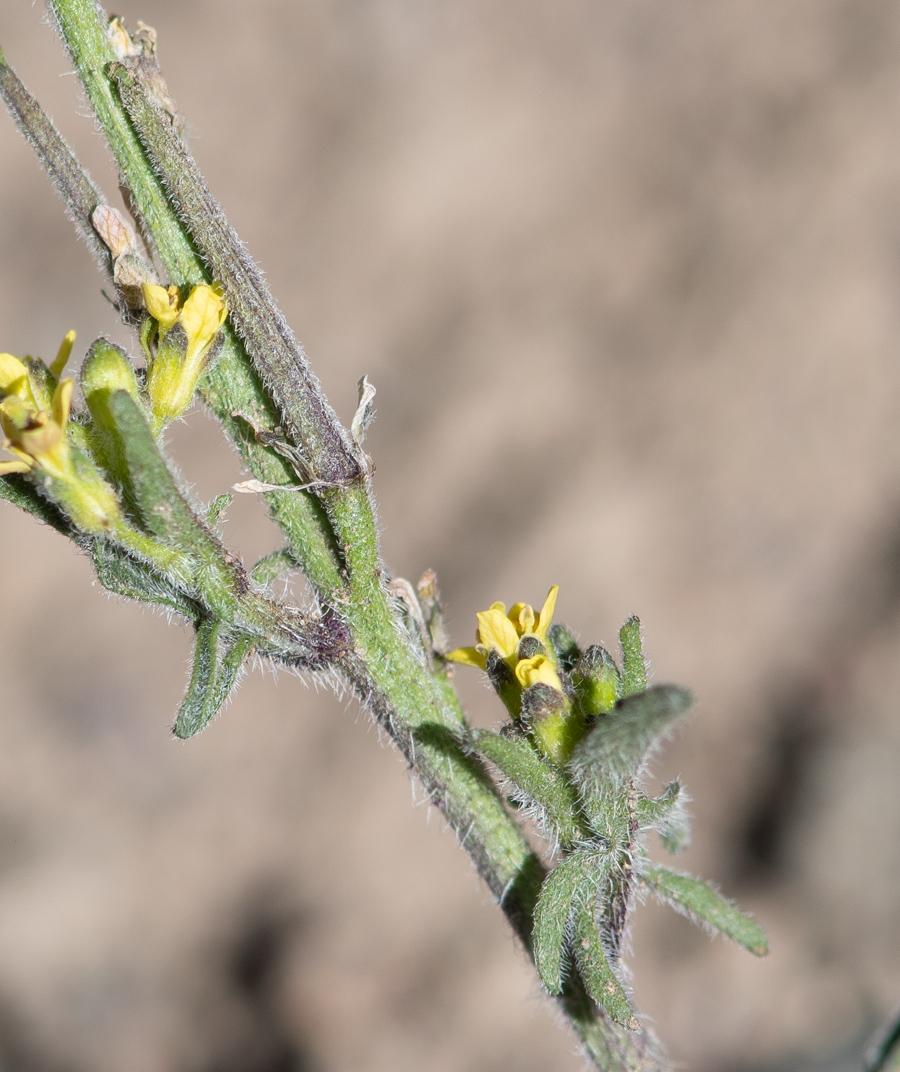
[42,1,662,1064]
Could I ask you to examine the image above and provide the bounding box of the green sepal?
[533,851,596,994]
[174,618,252,739]
[639,863,768,956]
[547,622,581,672]
[93,388,198,544]
[573,644,622,717]
[618,616,647,697]
[81,339,145,488]
[571,889,638,1029]
[469,729,583,847]
[520,683,586,768]
[634,781,692,854]
[568,685,692,792]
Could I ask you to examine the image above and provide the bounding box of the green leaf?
[618,616,647,697]
[174,619,219,739]
[173,620,251,739]
[0,473,74,537]
[92,539,199,617]
[568,685,692,791]
[640,864,768,956]
[101,390,203,545]
[634,781,692,854]
[250,548,297,586]
[471,730,583,847]
[571,889,638,1028]
[533,852,592,994]
[206,493,232,527]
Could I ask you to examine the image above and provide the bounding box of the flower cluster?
[0,334,122,533]
[141,282,227,430]
[448,585,590,765]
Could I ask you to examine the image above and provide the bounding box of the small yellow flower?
[447,585,564,695]
[142,282,228,429]
[0,335,122,533]
[0,338,75,478]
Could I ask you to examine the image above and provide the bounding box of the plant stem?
[38,2,665,1064]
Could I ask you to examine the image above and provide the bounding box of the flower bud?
[520,683,586,766]
[141,282,227,431]
[573,644,622,717]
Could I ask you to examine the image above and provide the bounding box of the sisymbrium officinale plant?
[0,4,772,1068]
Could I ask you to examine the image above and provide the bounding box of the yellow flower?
[141,282,228,429]
[0,338,75,478]
[0,335,122,533]
[447,585,564,694]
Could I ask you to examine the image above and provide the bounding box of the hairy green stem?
[44,0,343,598]
[32,2,663,1064]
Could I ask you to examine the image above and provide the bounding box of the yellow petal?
[476,607,520,659]
[0,394,33,432]
[0,353,32,396]
[142,283,181,333]
[180,284,227,360]
[51,379,74,429]
[49,330,76,378]
[0,458,32,475]
[515,654,563,692]
[445,646,487,669]
[508,602,535,636]
[534,585,559,640]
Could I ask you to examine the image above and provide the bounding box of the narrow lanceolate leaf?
[571,892,638,1029]
[110,61,362,488]
[0,473,74,537]
[0,48,110,271]
[640,864,768,956]
[533,852,593,994]
[568,685,692,792]
[634,781,692,855]
[92,539,200,617]
[618,616,647,697]
[471,730,583,847]
[174,618,219,739]
[102,390,229,564]
[250,549,297,586]
[174,620,251,739]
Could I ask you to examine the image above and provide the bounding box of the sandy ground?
[1,2,900,1069]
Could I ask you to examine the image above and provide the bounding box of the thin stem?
[45,0,344,599]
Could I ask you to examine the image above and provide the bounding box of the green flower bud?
[521,682,586,767]
[573,644,622,717]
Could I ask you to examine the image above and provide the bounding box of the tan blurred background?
[1,1,900,1069]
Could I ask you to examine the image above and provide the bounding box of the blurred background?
[1,1,900,1069]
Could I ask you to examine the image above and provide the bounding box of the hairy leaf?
[569,685,692,792]
[618,616,647,697]
[92,539,198,616]
[640,864,768,956]
[471,730,583,847]
[571,889,638,1028]
[635,781,691,854]
[533,852,592,994]
[0,473,74,537]
[174,621,250,738]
